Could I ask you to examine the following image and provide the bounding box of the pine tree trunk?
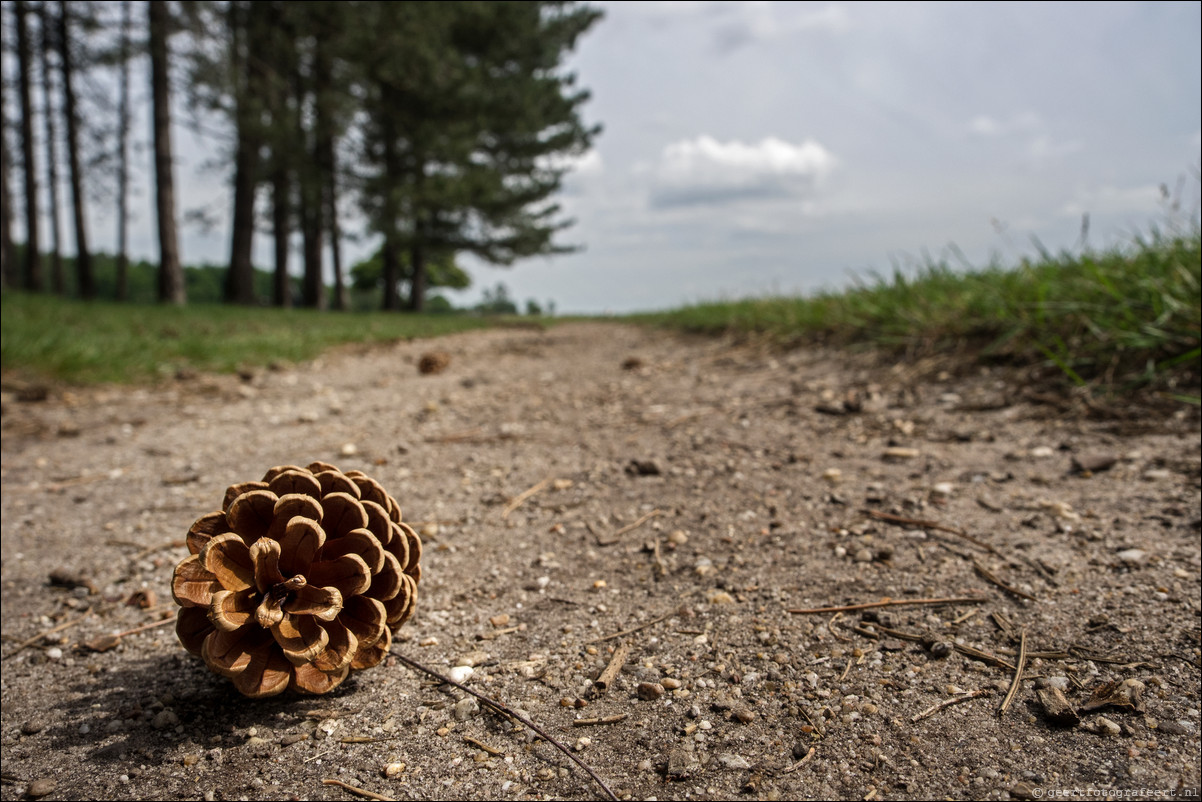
[408,237,426,312]
[149,0,184,305]
[271,165,291,308]
[1,95,16,289]
[225,0,259,305]
[300,193,323,308]
[293,62,324,310]
[15,0,42,291]
[226,135,259,304]
[58,0,93,300]
[318,144,346,309]
[115,0,131,301]
[312,33,344,311]
[381,238,400,312]
[39,3,64,295]
[380,93,401,312]
[327,177,346,311]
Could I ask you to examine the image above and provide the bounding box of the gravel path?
[2,322,1199,801]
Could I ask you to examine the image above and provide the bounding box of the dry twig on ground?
[392,650,618,802]
[788,596,985,615]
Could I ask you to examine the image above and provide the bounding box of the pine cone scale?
[277,517,325,575]
[209,588,255,632]
[267,469,322,498]
[201,534,256,592]
[226,490,280,543]
[283,584,343,620]
[177,606,214,655]
[248,538,286,591]
[320,492,369,539]
[172,554,218,607]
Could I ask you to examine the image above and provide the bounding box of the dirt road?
[2,322,1199,801]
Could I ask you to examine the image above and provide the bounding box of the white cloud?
[714,2,851,52]
[650,135,836,208]
[568,149,604,177]
[538,149,603,176]
[966,111,1041,137]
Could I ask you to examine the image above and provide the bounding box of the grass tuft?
[639,228,1201,398]
[1,297,501,385]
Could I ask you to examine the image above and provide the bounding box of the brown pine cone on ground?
[417,351,451,375]
[171,462,421,697]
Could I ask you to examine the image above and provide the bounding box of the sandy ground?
[1,321,1199,802]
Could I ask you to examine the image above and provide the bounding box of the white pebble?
[447,666,474,684]
[1117,549,1147,565]
[46,647,63,660]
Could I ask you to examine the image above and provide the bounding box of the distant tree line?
[0,1,601,311]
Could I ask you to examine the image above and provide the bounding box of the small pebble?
[26,779,57,798]
[46,647,63,660]
[456,650,489,667]
[707,591,735,604]
[733,708,756,723]
[21,721,44,735]
[882,447,920,460]
[447,666,474,684]
[340,443,358,456]
[637,682,665,700]
[384,762,405,778]
[1030,446,1055,458]
[717,753,751,769]
[1094,716,1122,737]
[853,548,874,563]
[1141,468,1171,481]
[152,710,179,729]
[822,468,843,484]
[453,697,479,721]
[489,614,511,628]
[1040,676,1071,691]
[667,530,688,545]
[1116,548,1147,565]
[929,641,953,659]
[574,737,591,751]
[662,678,682,690]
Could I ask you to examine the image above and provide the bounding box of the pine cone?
[171,462,421,697]
[417,351,451,375]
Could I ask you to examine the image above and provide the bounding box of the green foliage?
[11,245,289,304]
[475,282,518,315]
[353,2,602,309]
[641,230,1202,396]
[1,293,494,384]
[350,248,471,294]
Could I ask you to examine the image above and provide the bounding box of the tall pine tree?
[354,2,601,312]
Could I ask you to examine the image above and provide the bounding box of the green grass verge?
[640,229,1201,397]
[1,295,502,385]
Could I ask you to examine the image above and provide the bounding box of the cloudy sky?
[134,2,1202,312]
